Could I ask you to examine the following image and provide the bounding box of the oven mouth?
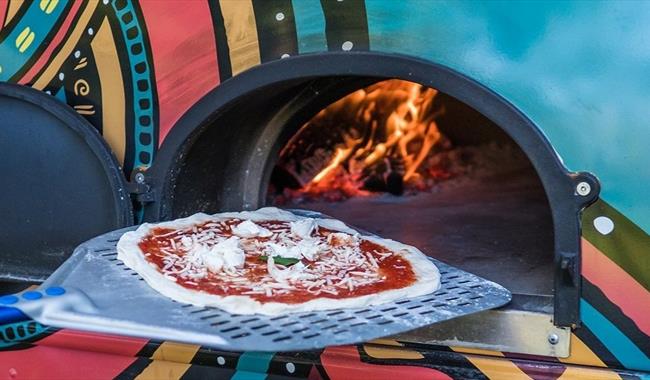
[144,52,599,329]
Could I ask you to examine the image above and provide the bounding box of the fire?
[278,79,446,201]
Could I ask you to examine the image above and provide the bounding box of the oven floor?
[281,168,554,296]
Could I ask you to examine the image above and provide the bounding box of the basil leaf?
[259,255,300,266]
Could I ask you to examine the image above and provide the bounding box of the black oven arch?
[143,51,599,326]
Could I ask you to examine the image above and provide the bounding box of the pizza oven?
[137,53,598,354]
[0,52,598,356]
[162,77,556,298]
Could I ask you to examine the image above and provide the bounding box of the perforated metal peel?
[18,214,511,351]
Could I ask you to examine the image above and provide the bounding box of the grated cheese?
[145,218,402,297]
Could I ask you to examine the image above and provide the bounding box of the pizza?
[117,207,440,315]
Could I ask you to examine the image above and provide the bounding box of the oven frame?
[141,52,599,328]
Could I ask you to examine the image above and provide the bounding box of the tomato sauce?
[138,220,416,304]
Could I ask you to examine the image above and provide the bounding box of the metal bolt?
[548,333,559,345]
[134,172,146,184]
[576,181,591,196]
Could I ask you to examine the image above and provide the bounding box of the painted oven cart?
[0,0,648,379]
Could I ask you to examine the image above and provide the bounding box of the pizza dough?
[117,207,440,315]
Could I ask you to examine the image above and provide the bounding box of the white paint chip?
[286,362,296,373]
[74,50,81,58]
[217,356,226,365]
[275,12,285,21]
[281,53,290,59]
[87,28,94,36]
[594,216,614,235]
[342,41,353,51]
[58,73,64,81]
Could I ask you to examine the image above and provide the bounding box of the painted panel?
[0,0,649,377]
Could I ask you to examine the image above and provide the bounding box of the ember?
[271,79,469,203]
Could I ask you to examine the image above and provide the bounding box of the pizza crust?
[117,207,440,315]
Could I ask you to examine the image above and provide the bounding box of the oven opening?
[268,79,553,297]
[150,54,598,354]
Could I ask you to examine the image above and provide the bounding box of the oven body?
[0,0,648,378]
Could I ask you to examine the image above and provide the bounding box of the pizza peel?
[0,210,511,351]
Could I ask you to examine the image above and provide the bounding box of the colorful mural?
[1,327,648,379]
[0,0,648,378]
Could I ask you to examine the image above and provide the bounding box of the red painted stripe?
[139,0,220,145]
[582,238,650,336]
[321,346,452,379]
[0,345,137,379]
[18,0,83,85]
[36,329,149,357]
[0,0,8,30]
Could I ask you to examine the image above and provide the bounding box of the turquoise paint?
[291,0,327,54]
[54,86,66,103]
[231,371,267,380]
[0,0,69,81]
[0,320,49,348]
[232,351,274,380]
[363,0,650,233]
[111,0,155,169]
[581,300,650,371]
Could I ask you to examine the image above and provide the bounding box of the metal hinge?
[127,170,155,204]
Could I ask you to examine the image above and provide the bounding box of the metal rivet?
[548,333,559,345]
[135,172,145,184]
[576,181,591,196]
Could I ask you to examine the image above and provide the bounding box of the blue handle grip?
[0,305,29,324]
[0,287,66,325]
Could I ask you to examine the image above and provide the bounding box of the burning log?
[275,79,447,202]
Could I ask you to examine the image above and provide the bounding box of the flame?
[282,79,445,200]
[312,147,351,183]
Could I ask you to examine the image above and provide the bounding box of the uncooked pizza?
[117,207,440,315]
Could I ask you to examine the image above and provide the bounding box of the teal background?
[361,0,650,234]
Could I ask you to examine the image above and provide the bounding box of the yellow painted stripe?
[219,0,260,75]
[32,0,98,90]
[369,338,404,346]
[451,347,531,380]
[134,361,191,380]
[450,346,505,357]
[4,0,25,26]
[39,0,59,14]
[91,17,126,164]
[462,355,532,380]
[150,342,200,363]
[134,342,200,380]
[363,344,424,360]
[558,366,622,380]
[559,333,608,368]
[15,26,34,52]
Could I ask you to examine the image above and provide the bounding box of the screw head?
[548,333,559,345]
[576,181,591,196]
[134,172,145,184]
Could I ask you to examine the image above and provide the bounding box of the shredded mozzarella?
[150,217,400,297]
[232,220,272,238]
